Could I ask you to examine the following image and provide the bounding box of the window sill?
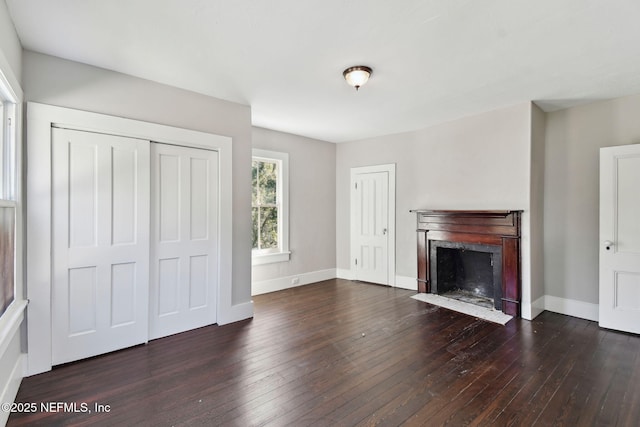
[252,251,291,266]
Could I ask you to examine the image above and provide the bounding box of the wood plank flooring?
[8,279,640,426]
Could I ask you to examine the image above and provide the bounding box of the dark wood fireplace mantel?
[411,210,522,317]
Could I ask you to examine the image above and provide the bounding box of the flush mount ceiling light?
[343,65,372,91]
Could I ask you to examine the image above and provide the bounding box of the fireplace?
[411,210,522,317]
[431,241,503,310]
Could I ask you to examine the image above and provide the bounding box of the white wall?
[336,102,537,317]
[22,51,253,308]
[0,1,24,424]
[251,127,336,294]
[529,104,546,317]
[544,93,640,317]
[0,0,21,82]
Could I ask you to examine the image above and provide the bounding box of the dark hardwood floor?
[8,279,640,426]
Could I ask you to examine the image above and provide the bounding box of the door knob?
[382,228,388,235]
[604,240,614,250]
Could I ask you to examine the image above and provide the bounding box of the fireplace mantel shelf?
[410,209,513,216]
[412,209,522,317]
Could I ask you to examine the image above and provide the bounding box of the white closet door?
[352,170,389,285]
[149,143,219,339]
[52,128,150,365]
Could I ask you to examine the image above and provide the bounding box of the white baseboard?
[217,301,254,325]
[333,273,599,323]
[250,269,600,324]
[0,354,25,426]
[252,268,337,296]
[529,295,546,320]
[255,270,595,324]
[336,268,354,280]
[542,295,599,322]
[499,295,597,322]
[336,270,417,291]
[394,275,417,291]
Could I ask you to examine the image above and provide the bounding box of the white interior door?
[351,166,393,285]
[52,128,150,365]
[149,143,219,339]
[599,144,640,334]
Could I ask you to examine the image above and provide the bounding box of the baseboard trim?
[529,295,546,320]
[543,295,598,322]
[336,270,417,291]
[506,295,597,322]
[0,353,25,426]
[336,268,354,281]
[332,276,598,323]
[252,268,337,296]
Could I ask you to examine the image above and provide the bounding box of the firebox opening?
[431,241,502,311]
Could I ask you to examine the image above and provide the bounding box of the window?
[252,149,289,265]
[0,202,15,317]
[0,80,17,318]
[1,99,16,200]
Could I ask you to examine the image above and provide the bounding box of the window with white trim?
[252,149,290,265]
[0,80,17,318]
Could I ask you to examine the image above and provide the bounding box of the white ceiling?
[7,0,640,143]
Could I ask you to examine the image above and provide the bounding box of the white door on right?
[149,143,219,340]
[599,144,640,334]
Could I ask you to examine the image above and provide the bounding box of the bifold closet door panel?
[149,143,219,339]
[51,127,150,365]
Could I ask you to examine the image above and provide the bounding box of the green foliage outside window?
[252,159,279,250]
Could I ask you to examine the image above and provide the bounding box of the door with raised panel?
[51,128,150,365]
[352,168,390,285]
[149,143,219,339]
[599,144,640,334]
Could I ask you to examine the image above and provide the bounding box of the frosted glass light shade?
[343,66,372,90]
